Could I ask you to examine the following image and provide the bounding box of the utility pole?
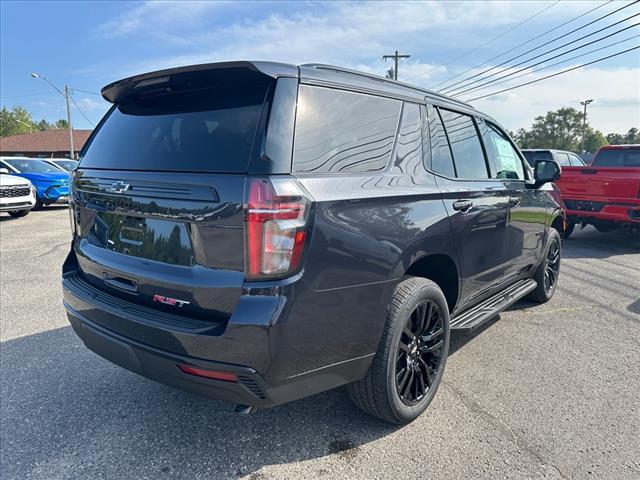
[383,50,411,80]
[64,85,74,159]
[30,73,75,159]
[580,99,593,154]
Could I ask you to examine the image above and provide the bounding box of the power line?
[451,34,639,97]
[437,0,561,68]
[72,88,101,96]
[437,0,637,93]
[69,95,96,127]
[464,45,640,102]
[441,10,640,95]
[431,0,614,90]
[448,21,639,97]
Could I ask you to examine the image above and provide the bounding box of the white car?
[0,170,36,217]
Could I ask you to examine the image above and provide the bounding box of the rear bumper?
[564,198,640,224]
[62,260,384,407]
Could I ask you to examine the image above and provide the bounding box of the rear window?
[293,85,401,173]
[592,147,640,167]
[522,151,552,167]
[80,79,270,172]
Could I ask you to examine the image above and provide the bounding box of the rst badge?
[153,294,190,308]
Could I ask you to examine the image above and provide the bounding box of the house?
[0,129,92,158]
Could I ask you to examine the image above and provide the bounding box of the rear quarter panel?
[265,171,459,378]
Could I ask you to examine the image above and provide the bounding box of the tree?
[0,105,70,137]
[511,106,637,153]
[583,128,608,154]
[606,128,640,145]
[0,106,35,136]
[525,107,584,151]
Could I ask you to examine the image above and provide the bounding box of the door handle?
[508,196,521,207]
[452,200,473,212]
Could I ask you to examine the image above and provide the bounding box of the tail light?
[245,177,311,280]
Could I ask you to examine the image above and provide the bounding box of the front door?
[479,120,546,278]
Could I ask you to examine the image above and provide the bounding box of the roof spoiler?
[100,61,298,103]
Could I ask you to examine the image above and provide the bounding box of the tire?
[8,209,30,218]
[348,276,450,424]
[527,228,561,303]
[34,198,44,210]
[562,221,574,239]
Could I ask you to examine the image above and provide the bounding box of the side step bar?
[450,278,537,332]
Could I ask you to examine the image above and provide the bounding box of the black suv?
[62,61,562,424]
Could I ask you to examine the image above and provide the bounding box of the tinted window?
[293,86,401,173]
[426,104,455,177]
[394,103,423,175]
[522,150,552,167]
[594,147,640,167]
[592,149,625,167]
[626,149,640,166]
[80,80,270,172]
[483,123,525,180]
[3,158,62,173]
[439,109,488,179]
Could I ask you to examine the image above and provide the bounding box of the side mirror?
[0,168,10,175]
[534,160,560,187]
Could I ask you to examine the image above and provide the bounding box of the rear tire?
[348,276,450,424]
[527,228,561,303]
[8,209,30,218]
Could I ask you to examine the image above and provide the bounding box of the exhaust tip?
[233,404,258,415]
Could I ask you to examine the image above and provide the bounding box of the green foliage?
[607,128,640,145]
[512,106,638,154]
[0,105,69,137]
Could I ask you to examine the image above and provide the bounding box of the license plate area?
[87,211,195,266]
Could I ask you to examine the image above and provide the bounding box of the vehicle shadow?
[561,226,639,259]
[1,326,399,479]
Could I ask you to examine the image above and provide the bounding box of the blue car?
[0,157,70,208]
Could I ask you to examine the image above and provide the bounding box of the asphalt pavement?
[1,207,639,480]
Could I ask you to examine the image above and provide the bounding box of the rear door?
[71,68,274,322]
[427,105,510,305]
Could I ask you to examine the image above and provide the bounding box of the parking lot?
[1,207,638,480]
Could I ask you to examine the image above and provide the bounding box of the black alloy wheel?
[395,299,445,406]
[544,237,560,294]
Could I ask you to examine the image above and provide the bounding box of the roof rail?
[301,63,472,109]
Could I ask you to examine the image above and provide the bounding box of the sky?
[1,0,638,134]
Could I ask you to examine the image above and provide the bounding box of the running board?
[450,278,537,332]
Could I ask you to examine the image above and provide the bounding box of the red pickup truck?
[555,145,640,237]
